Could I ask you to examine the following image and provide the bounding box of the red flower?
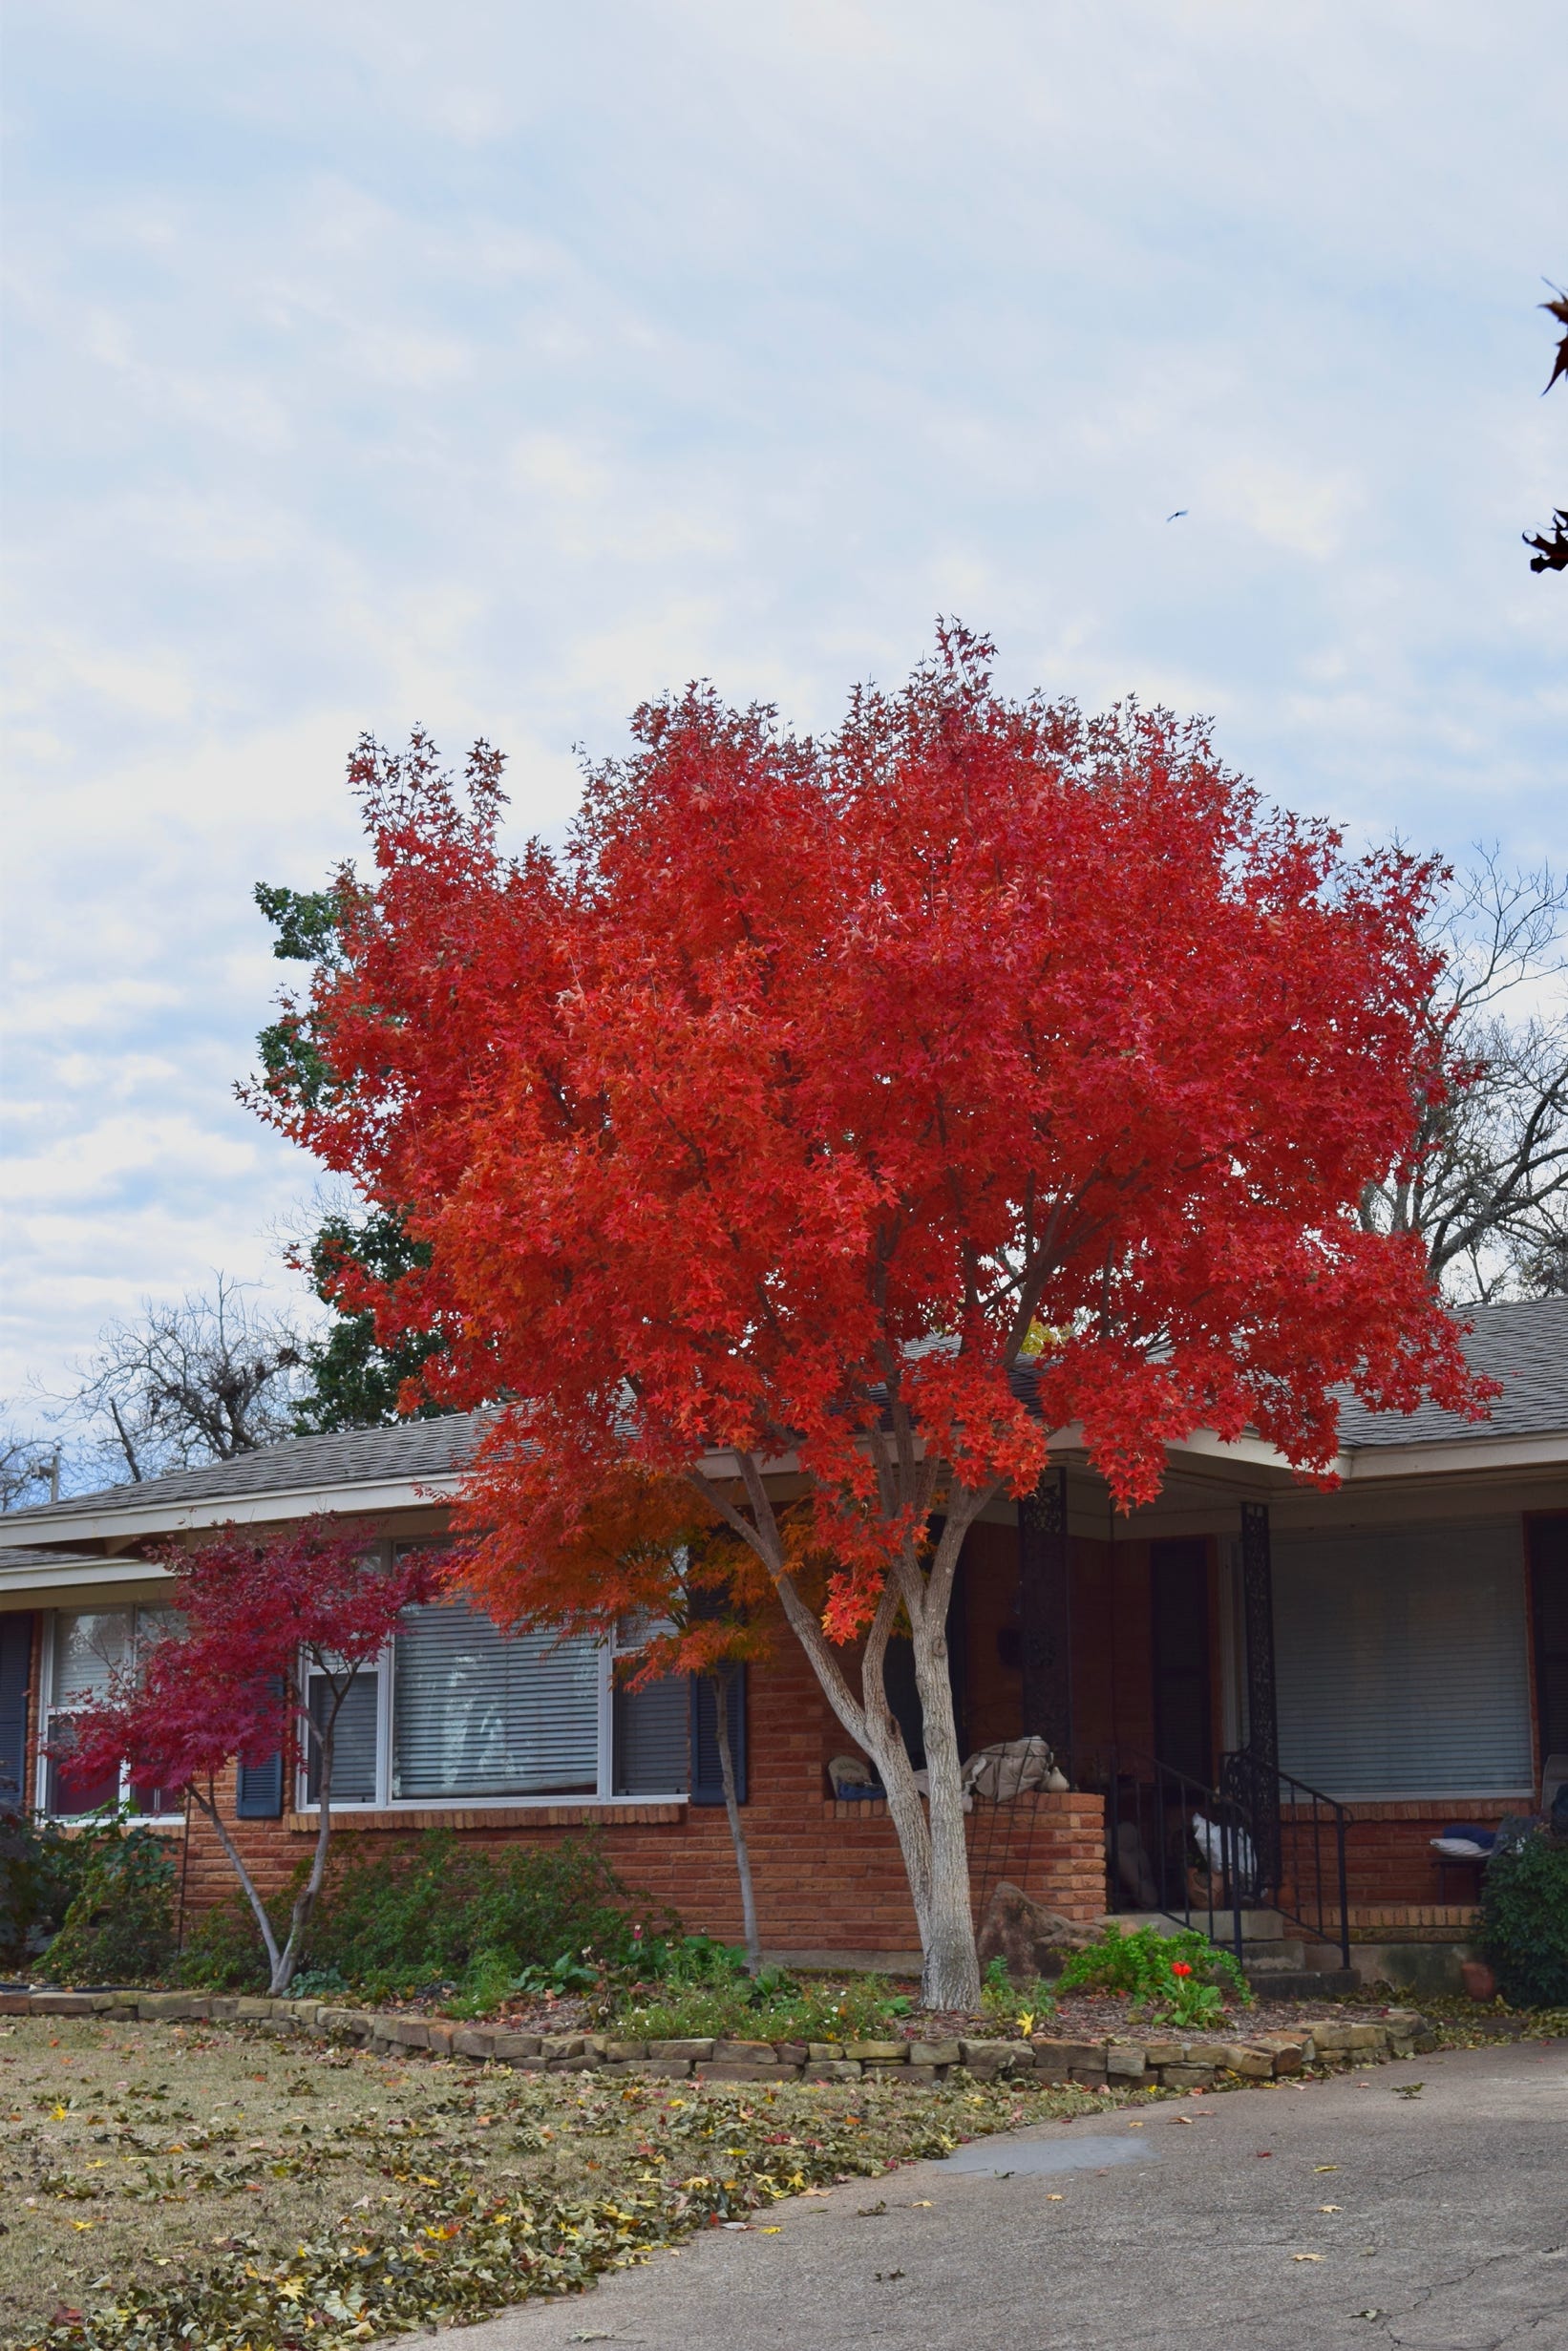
[1171,1962,1193,1978]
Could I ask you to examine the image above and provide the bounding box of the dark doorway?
[1529,1516,1568,1774]
[1150,1538,1212,1787]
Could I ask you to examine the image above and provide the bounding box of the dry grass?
[0,2017,1129,2348]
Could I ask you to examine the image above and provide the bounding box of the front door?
[1150,1537,1213,1788]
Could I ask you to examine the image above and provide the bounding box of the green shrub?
[1481,1830,1568,2008]
[1056,1920,1251,2017]
[39,1823,176,1984]
[300,1829,667,2000]
[177,1893,275,1991]
[0,1812,95,1968]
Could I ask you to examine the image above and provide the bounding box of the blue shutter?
[689,1666,747,1806]
[0,1615,32,1811]
[235,1678,286,1818]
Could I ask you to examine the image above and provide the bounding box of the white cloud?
[2,0,1563,1407]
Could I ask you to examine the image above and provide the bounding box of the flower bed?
[7,1983,1436,2090]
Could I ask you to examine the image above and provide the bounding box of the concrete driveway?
[443,2039,1567,2351]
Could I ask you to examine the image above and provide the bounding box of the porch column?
[1017,1466,1072,1758]
[1240,1499,1281,1900]
[1239,1500,1279,1776]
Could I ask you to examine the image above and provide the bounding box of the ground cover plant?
[1055,1922,1252,2026]
[0,2016,1123,2350]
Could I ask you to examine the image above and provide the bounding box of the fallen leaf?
[1256,2150,1274,2158]
[1320,2205,1342,2213]
[1356,2311,1383,2321]
[1313,2165,1340,2172]
[1292,2253,1324,2262]
[874,2269,906,2282]
[1046,2193,1064,2201]
[760,2226,783,2234]
[909,2200,933,2207]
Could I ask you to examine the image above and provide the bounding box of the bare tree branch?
[56,1277,307,1488]
[1360,850,1568,1301]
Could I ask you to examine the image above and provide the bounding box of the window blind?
[52,1610,133,1708]
[1273,1519,1533,1798]
[306,1672,380,1805]
[392,1602,600,1800]
[614,1675,689,1794]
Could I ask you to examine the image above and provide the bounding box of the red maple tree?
[61,1522,438,1992]
[253,627,1490,2006]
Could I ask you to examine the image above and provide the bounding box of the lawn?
[0,2016,1131,2349]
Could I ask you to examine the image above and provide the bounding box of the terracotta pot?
[1460,1959,1497,2002]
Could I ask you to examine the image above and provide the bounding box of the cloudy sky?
[3,0,1564,1421]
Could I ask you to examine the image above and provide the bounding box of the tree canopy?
[251,627,1490,2003]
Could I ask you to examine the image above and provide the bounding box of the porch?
[914,1452,1568,1986]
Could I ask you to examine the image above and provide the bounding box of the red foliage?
[252,628,1491,1656]
[62,1521,440,1798]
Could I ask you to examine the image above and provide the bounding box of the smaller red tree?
[60,1522,439,1993]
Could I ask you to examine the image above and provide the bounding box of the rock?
[696,2062,796,2082]
[842,2041,908,2062]
[1105,2042,1146,2077]
[712,2040,778,2062]
[647,2039,715,2061]
[907,2040,963,2066]
[451,2030,497,2060]
[597,2040,647,2062]
[1159,2064,1214,2087]
[959,2038,1034,2073]
[977,1882,1096,1983]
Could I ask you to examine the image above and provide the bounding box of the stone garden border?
[0,1986,1435,2091]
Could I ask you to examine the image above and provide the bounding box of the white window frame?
[290,1597,684,1814]
[38,1604,186,1826]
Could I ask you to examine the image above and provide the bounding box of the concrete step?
[1242,1939,1306,1972]
[1241,1965,1360,2002]
[1101,1910,1286,1942]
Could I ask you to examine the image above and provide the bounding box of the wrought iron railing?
[1068,1745,1250,1964]
[1219,1750,1351,1970]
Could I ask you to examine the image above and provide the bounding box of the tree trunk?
[272,1679,342,1993]
[695,1459,990,2014]
[710,1667,760,1974]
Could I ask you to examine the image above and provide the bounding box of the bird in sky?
[1166,509,1188,521]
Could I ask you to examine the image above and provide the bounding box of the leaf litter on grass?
[0,2016,1134,2349]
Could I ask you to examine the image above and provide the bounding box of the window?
[1273,1519,1535,1799]
[287,1580,692,1811]
[42,1605,183,1818]
[393,1602,602,1800]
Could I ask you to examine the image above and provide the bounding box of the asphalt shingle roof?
[1333,1294,1568,1447]
[0,1301,1560,1536]
[0,1413,485,1528]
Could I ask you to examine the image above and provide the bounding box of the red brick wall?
[154,1613,1106,1958]
[1327,1799,1524,1910]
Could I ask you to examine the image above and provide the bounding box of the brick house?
[0,1296,1563,1981]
